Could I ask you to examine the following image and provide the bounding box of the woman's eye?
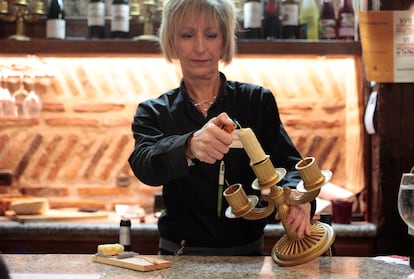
[181,33,193,39]
[207,33,218,39]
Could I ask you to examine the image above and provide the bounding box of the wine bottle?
[88,0,105,39]
[263,0,282,39]
[243,0,263,39]
[336,0,355,40]
[46,0,65,40]
[299,0,319,40]
[319,0,336,40]
[111,0,130,38]
[281,0,299,39]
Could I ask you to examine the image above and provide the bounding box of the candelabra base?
[132,34,159,42]
[272,221,335,266]
[9,34,30,41]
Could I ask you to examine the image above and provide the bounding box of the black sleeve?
[128,100,194,186]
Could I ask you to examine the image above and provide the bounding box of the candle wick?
[234,119,242,129]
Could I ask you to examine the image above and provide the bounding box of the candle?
[238,128,267,164]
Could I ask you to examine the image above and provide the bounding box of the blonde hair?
[158,0,237,65]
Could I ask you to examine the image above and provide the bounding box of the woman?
[128,0,315,256]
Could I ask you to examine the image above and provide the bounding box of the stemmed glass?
[397,167,414,268]
[0,70,18,118]
[12,73,42,118]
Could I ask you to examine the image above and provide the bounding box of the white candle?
[238,128,267,164]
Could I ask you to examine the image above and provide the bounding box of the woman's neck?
[184,73,221,102]
[185,73,221,117]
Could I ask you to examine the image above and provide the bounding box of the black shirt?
[129,72,313,249]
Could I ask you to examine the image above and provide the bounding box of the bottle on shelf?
[111,0,130,38]
[336,0,355,40]
[263,0,282,39]
[319,0,336,40]
[281,0,299,39]
[88,0,106,39]
[243,0,263,39]
[46,0,65,39]
[299,0,319,40]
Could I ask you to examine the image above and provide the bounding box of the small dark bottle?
[319,0,336,40]
[336,0,355,40]
[88,0,105,39]
[263,0,282,39]
[111,0,130,38]
[119,218,131,251]
[46,0,65,39]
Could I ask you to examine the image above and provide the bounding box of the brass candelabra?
[0,0,46,40]
[130,0,162,41]
[223,126,335,266]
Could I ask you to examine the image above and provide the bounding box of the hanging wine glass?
[0,70,18,118]
[22,74,42,118]
[12,73,30,117]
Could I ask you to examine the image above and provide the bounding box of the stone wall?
[0,55,364,214]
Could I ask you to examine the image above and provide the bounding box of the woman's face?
[173,13,224,80]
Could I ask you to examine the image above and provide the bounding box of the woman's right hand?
[185,112,234,164]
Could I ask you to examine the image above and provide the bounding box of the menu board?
[359,11,414,82]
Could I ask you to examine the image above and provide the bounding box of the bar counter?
[0,217,377,256]
[2,254,413,279]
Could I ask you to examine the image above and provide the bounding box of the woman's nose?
[194,37,206,52]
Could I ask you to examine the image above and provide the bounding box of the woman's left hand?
[285,203,311,239]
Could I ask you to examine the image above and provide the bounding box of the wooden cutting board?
[6,208,109,223]
[92,254,171,272]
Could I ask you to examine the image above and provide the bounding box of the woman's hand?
[285,203,311,239]
[185,112,234,164]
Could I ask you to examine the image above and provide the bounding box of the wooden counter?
[0,219,377,256]
[2,254,412,279]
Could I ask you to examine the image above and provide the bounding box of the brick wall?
[0,55,364,214]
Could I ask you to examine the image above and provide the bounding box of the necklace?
[190,95,217,115]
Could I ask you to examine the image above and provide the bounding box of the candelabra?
[0,0,46,40]
[223,126,335,266]
[131,0,162,41]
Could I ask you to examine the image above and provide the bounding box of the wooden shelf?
[0,39,361,57]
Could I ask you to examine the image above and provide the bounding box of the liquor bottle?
[281,0,299,39]
[46,0,65,39]
[88,0,105,39]
[243,0,263,39]
[319,0,336,40]
[111,0,130,38]
[263,0,282,39]
[336,0,355,40]
[299,0,319,40]
[119,218,131,251]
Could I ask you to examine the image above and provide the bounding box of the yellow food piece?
[97,243,124,256]
[11,198,49,215]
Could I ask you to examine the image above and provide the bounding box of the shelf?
[0,39,361,57]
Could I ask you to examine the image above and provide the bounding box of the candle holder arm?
[242,195,276,220]
[283,187,320,206]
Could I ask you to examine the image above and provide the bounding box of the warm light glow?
[0,54,363,196]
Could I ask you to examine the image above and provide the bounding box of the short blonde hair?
[158,0,237,65]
